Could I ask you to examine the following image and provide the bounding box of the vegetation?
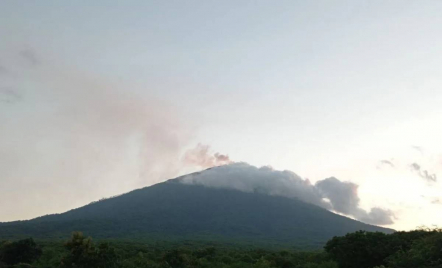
[324,228,441,268]
[0,229,441,268]
[0,238,41,267]
[0,181,392,249]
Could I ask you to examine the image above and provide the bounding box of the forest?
[0,228,441,268]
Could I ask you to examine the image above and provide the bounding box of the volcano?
[0,167,394,248]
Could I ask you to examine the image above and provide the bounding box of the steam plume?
[183,143,233,168]
[316,177,394,225]
[180,163,394,225]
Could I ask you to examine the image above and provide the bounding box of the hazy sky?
[1,1,442,230]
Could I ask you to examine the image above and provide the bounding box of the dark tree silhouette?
[60,232,120,268]
[0,238,41,266]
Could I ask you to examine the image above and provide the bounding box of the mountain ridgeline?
[0,170,393,248]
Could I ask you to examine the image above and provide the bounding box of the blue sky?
[1,1,442,230]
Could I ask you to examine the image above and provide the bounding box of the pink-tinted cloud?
[183,143,233,168]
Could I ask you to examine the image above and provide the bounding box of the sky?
[1,1,442,230]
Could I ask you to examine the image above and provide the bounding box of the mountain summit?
[0,164,394,248]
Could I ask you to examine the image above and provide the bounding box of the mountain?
[0,171,394,248]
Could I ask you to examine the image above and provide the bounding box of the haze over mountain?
[0,164,393,248]
[2,2,442,230]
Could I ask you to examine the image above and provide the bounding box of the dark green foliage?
[60,232,119,268]
[0,238,41,266]
[386,231,442,268]
[162,249,189,268]
[2,229,442,268]
[325,231,392,268]
[10,264,35,268]
[325,229,441,268]
[0,181,393,249]
[2,234,338,268]
[60,232,96,268]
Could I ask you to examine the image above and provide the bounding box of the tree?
[11,264,36,268]
[60,232,98,268]
[60,231,120,268]
[387,232,442,268]
[0,238,42,266]
[325,229,439,268]
[162,249,191,268]
[96,242,120,268]
[324,231,392,268]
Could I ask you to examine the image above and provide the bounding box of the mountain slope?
[0,176,394,248]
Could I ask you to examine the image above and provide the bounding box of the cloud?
[315,177,360,215]
[0,64,8,74]
[410,163,420,171]
[0,87,22,104]
[431,198,442,205]
[377,159,395,169]
[19,49,40,66]
[411,145,423,154]
[180,163,394,225]
[380,160,395,167]
[358,207,395,225]
[410,162,437,182]
[183,143,233,168]
[316,177,394,225]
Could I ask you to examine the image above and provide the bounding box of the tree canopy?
[1,228,441,268]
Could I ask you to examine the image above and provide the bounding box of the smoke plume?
[0,49,192,221]
[183,143,233,168]
[180,163,394,225]
[0,48,395,225]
